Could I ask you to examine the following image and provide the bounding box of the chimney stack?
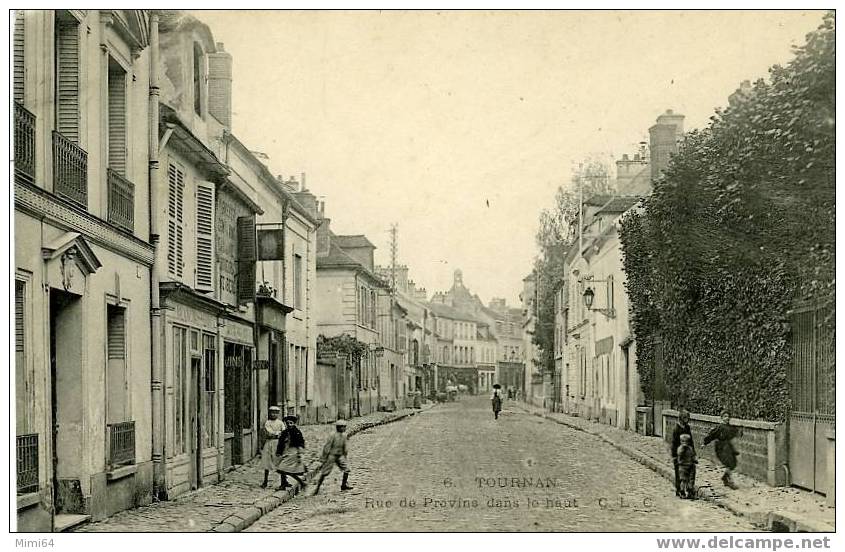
[649,109,685,180]
[207,43,233,130]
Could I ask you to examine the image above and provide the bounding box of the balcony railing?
[107,168,135,233]
[52,130,88,208]
[107,421,136,468]
[16,433,39,495]
[14,102,36,184]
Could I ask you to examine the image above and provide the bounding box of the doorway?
[190,356,202,490]
[49,289,84,514]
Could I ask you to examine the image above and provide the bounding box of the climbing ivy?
[620,13,834,421]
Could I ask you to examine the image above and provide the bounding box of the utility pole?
[389,223,398,296]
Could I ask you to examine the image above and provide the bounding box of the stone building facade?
[14,9,156,531]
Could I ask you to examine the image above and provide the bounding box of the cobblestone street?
[246,398,757,532]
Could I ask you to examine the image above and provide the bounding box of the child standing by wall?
[676,433,697,499]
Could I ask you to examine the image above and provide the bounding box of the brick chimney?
[207,43,232,130]
[649,109,685,180]
[316,218,331,257]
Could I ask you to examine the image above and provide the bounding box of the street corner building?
[13,9,321,531]
[13,9,156,531]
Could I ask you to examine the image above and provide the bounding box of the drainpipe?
[147,13,167,499]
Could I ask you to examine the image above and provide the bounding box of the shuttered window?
[107,59,127,175]
[15,280,31,435]
[195,182,215,292]
[14,11,24,103]
[107,307,126,359]
[106,305,128,424]
[167,163,185,279]
[237,215,256,304]
[55,15,79,142]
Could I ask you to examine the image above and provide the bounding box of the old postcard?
[9,7,836,545]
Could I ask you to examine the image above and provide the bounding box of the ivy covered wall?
[619,13,834,422]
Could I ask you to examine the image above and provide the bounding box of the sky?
[193,10,824,306]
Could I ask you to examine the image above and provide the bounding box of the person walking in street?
[676,434,698,499]
[275,414,307,490]
[703,410,743,489]
[491,384,503,419]
[260,406,285,488]
[670,409,694,497]
[310,419,353,495]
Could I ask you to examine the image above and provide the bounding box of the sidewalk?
[516,402,835,532]
[77,405,434,533]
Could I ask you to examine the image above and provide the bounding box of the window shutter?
[13,11,24,104]
[195,182,215,292]
[56,19,80,143]
[107,308,126,359]
[15,281,25,353]
[108,67,127,175]
[237,215,256,304]
[167,163,185,278]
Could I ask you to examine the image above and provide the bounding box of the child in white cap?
[311,419,352,495]
[260,406,284,488]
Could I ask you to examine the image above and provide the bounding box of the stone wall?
[663,409,787,486]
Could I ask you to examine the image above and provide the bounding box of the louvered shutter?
[167,163,185,279]
[108,68,127,175]
[107,308,126,359]
[195,182,216,292]
[55,19,80,143]
[13,11,24,103]
[15,281,25,353]
[237,215,256,304]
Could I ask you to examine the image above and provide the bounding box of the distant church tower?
[453,269,463,288]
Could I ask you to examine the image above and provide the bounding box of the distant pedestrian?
[275,415,307,490]
[703,411,742,489]
[311,419,353,495]
[491,384,503,419]
[676,434,698,499]
[670,409,694,497]
[260,406,284,488]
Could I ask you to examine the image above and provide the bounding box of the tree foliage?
[533,160,614,370]
[619,13,835,421]
[317,333,369,364]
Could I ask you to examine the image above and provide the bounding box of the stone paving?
[246,397,757,532]
[516,402,835,531]
[77,406,427,532]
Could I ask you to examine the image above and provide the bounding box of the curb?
[519,405,835,532]
[209,405,434,533]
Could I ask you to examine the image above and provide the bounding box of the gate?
[788,305,835,494]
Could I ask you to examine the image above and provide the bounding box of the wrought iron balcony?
[16,433,39,495]
[107,421,135,468]
[14,102,36,184]
[107,168,135,233]
[52,130,88,208]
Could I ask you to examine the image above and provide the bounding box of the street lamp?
[580,276,615,318]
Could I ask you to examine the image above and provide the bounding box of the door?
[190,356,201,489]
[49,290,83,514]
[789,305,834,494]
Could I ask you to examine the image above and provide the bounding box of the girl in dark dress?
[275,415,307,490]
[703,411,742,489]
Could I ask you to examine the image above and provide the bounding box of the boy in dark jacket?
[676,434,697,499]
[704,411,742,489]
[670,409,694,497]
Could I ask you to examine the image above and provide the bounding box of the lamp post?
[581,275,616,318]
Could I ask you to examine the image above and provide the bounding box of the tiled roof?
[333,235,375,249]
[425,301,483,323]
[316,240,361,268]
[595,196,642,214]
